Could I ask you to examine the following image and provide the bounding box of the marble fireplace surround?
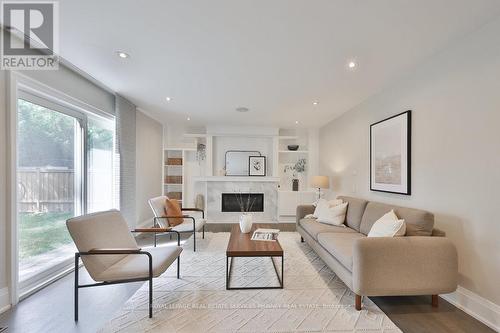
[205,180,278,222]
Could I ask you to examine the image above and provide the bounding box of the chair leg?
[154,233,157,247]
[193,230,196,252]
[300,236,304,243]
[432,295,439,307]
[202,225,205,239]
[149,272,153,318]
[355,294,362,311]
[177,256,180,279]
[74,254,79,321]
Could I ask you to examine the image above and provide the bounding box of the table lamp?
[311,176,330,199]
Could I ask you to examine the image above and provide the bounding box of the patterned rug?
[100,232,401,333]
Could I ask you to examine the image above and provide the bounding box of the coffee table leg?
[281,255,284,288]
[226,256,229,290]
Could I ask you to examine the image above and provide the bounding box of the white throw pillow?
[317,202,348,226]
[367,210,406,237]
[312,199,328,218]
[328,199,344,207]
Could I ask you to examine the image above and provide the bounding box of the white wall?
[135,110,163,226]
[319,16,500,310]
[0,69,8,293]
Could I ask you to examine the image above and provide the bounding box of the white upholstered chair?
[148,196,206,251]
[66,210,182,320]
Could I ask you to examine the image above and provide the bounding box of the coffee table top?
[226,223,283,257]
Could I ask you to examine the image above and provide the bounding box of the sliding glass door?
[17,97,83,288]
[16,91,117,294]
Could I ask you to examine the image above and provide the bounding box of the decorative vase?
[292,179,299,191]
[239,213,253,233]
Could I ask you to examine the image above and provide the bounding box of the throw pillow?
[367,210,406,237]
[328,198,344,207]
[312,199,327,218]
[164,198,184,227]
[317,202,348,226]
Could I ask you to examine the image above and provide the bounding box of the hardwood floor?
[0,232,494,333]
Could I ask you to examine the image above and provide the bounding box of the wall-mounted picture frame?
[248,156,266,176]
[370,110,411,195]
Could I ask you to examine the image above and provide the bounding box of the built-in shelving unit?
[163,148,185,206]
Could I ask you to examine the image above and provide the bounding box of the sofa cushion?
[317,232,366,271]
[360,202,434,236]
[337,196,368,232]
[299,218,356,240]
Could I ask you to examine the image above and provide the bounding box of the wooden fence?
[18,168,74,213]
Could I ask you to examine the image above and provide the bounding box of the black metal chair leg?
[74,253,79,322]
[193,230,196,252]
[177,256,180,279]
[154,233,157,247]
[148,256,153,318]
[202,225,205,239]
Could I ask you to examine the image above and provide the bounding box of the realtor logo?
[1,1,59,70]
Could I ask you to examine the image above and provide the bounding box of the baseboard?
[441,286,500,332]
[0,287,10,314]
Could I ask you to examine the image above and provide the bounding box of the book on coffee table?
[251,228,280,241]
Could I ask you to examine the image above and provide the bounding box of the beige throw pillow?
[368,209,406,237]
[317,202,348,226]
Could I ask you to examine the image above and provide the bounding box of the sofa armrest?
[352,236,458,296]
[296,205,315,225]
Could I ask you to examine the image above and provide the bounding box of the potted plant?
[284,158,306,191]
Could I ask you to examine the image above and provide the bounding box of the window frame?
[8,72,117,302]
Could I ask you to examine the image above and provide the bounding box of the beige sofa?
[296,196,458,310]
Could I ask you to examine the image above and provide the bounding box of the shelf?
[194,176,280,183]
[278,150,308,153]
[164,183,183,185]
[165,164,182,167]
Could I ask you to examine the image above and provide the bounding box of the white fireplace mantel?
[194,176,280,183]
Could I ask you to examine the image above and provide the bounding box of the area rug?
[100,232,401,333]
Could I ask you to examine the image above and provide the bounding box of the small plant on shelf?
[283,158,306,191]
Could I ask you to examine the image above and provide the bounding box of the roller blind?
[115,95,137,227]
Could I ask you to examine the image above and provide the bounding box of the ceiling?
[58,0,500,127]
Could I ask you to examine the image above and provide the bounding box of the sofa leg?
[300,236,304,243]
[432,295,439,307]
[355,294,362,311]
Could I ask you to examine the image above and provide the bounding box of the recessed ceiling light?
[295,120,299,124]
[166,97,172,102]
[312,101,319,105]
[236,107,249,113]
[348,60,357,69]
[117,51,130,59]
[187,117,191,121]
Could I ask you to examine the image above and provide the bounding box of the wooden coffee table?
[226,223,284,290]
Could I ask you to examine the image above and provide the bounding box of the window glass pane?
[87,116,117,213]
[17,98,79,283]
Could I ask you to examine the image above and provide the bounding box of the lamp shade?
[311,176,330,189]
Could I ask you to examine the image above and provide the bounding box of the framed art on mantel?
[370,110,411,195]
[248,156,266,176]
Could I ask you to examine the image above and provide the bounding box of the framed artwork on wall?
[370,110,411,195]
[248,156,266,176]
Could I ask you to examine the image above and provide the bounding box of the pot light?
[166,97,172,102]
[348,60,357,69]
[187,117,191,121]
[117,51,130,59]
[295,120,299,124]
[312,101,319,105]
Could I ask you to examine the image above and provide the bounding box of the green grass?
[19,212,73,259]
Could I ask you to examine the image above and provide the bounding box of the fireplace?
[221,193,264,212]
